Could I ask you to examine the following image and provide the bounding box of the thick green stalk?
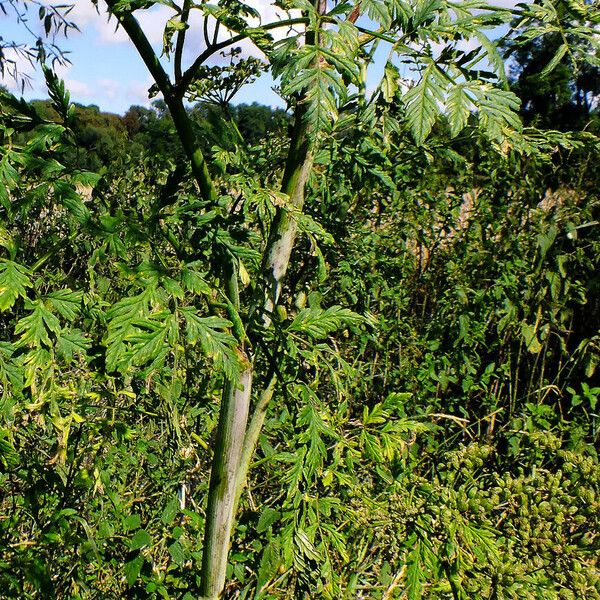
[200,256,248,600]
[101,8,248,598]
[103,5,316,598]
[202,1,321,585]
[200,120,314,596]
[234,374,277,505]
[259,0,323,317]
[166,98,217,203]
[200,366,253,599]
[261,105,314,321]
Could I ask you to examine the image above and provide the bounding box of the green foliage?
[505,0,600,130]
[404,62,447,145]
[0,0,599,598]
[288,306,363,339]
[0,260,31,310]
[187,50,266,108]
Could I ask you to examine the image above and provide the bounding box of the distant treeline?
[27,99,289,170]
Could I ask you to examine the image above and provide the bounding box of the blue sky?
[1,0,518,115]
[1,1,285,113]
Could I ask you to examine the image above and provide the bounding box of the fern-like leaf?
[404,63,446,145]
[15,300,61,349]
[180,308,239,379]
[104,287,155,372]
[0,260,31,311]
[289,306,363,339]
[446,84,474,138]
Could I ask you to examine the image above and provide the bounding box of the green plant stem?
[261,107,314,320]
[234,373,278,506]
[102,7,246,598]
[174,0,191,82]
[166,98,217,203]
[104,1,217,204]
[103,5,316,598]
[258,0,324,319]
[200,366,253,600]
[201,40,316,600]
[199,111,314,598]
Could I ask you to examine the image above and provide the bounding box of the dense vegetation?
[0,0,599,598]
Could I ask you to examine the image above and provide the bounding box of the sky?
[0,0,289,113]
[0,0,520,115]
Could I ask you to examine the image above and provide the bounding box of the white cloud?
[84,1,175,45]
[44,1,174,45]
[66,1,104,26]
[43,1,99,26]
[136,6,177,44]
[489,0,526,8]
[98,78,120,99]
[126,78,155,107]
[64,77,93,97]
[87,76,155,109]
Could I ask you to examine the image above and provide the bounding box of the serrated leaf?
[280,40,351,136]
[295,212,334,245]
[71,170,101,188]
[413,0,443,26]
[521,322,543,354]
[168,540,185,564]
[0,342,23,392]
[446,84,473,137]
[181,308,239,378]
[126,313,177,369]
[15,300,61,348]
[0,151,20,210]
[473,30,507,82]
[181,264,212,295]
[404,63,446,145]
[297,401,330,479]
[53,180,90,223]
[0,260,31,311]
[0,429,20,470]
[541,43,569,76]
[362,0,392,27]
[257,507,281,533]
[104,287,155,372]
[289,306,363,339]
[56,329,91,362]
[161,498,179,524]
[295,528,320,562]
[257,540,282,594]
[406,539,424,600]
[472,85,521,142]
[382,63,400,103]
[45,289,83,321]
[283,445,307,495]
